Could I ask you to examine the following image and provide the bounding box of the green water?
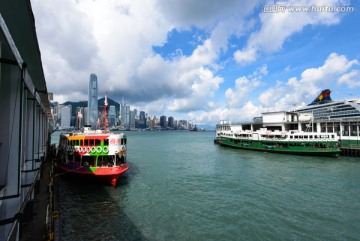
[53,131,360,241]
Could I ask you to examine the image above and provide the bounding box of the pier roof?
[0,1,51,118]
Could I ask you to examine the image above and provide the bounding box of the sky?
[31,0,360,125]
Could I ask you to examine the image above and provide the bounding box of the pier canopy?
[1,1,53,241]
[0,1,51,117]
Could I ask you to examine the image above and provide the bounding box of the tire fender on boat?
[90,147,96,154]
[87,146,91,153]
[103,146,109,153]
[96,146,102,153]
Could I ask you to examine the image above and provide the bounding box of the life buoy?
[96,146,102,153]
[103,146,109,153]
[87,146,91,153]
[90,147,96,154]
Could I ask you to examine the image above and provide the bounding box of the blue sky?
[31,0,360,125]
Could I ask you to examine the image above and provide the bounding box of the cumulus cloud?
[337,70,360,88]
[259,52,359,111]
[32,0,256,110]
[189,53,359,125]
[31,0,356,126]
[234,0,348,64]
[225,65,267,107]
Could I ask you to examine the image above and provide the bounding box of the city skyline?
[32,0,360,125]
[52,96,195,130]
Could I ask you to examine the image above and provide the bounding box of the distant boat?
[57,95,129,187]
[217,128,340,157]
[190,125,198,131]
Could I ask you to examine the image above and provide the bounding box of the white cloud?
[32,0,256,113]
[234,47,257,64]
[337,70,360,88]
[259,52,359,111]
[190,52,359,125]
[225,64,267,108]
[235,0,347,64]
[31,0,357,126]
[168,67,223,112]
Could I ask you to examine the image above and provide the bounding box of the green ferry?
[217,128,340,157]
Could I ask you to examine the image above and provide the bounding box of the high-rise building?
[130,110,136,129]
[88,73,98,127]
[125,105,130,127]
[75,107,85,128]
[168,116,174,128]
[160,115,167,128]
[84,107,89,125]
[61,106,71,129]
[139,111,147,129]
[120,97,126,126]
[108,106,116,126]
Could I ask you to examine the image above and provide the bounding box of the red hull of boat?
[58,163,129,187]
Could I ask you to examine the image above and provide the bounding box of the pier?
[0,2,54,240]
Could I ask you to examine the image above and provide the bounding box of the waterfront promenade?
[20,161,51,241]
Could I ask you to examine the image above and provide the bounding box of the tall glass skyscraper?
[88,73,98,127]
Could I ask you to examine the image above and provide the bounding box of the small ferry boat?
[217,128,340,157]
[57,96,128,187]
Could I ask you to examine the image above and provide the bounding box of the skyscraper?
[61,106,71,129]
[108,106,116,126]
[139,111,147,129]
[88,73,98,127]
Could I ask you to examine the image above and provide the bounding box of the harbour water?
[52,131,360,241]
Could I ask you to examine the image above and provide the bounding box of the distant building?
[88,73,98,127]
[125,105,130,128]
[130,110,136,129]
[178,120,188,130]
[108,106,116,126]
[139,111,147,129]
[84,107,89,125]
[160,115,167,128]
[168,116,174,128]
[120,98,126,126]
[75,107,85,128]
[61,106,71,129]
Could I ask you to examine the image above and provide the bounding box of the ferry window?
[84,139,89,146]
[80,140,83,146]
[95,139,100,145]
[124,138,127,145]
[104,139,109,145]
[290,136,293,139]
[121,138,124,145]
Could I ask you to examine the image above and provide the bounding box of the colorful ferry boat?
[217,128,340,157]
[57,96,128,187]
